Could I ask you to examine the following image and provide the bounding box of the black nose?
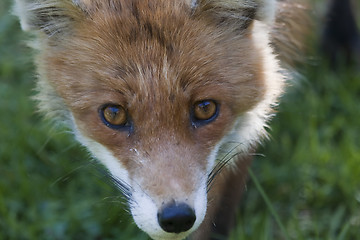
[157,202,196,233]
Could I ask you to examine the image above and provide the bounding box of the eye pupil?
[193,100,217,121]
[102,105,127,126]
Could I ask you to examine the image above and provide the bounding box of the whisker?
[51,163,90,187]
[101,196,124,203]
[207,143,247,192]
[86,162,133,202]
[207,152,241,192]
[247,152,266,158]
[108,174,132,201]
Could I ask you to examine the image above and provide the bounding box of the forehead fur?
[42,0,265,115]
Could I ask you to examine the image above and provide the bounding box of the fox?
[13,0,308,239]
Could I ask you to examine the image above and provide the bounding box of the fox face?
[14,0,285,239]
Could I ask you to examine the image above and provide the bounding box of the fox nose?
[158,202,196,233]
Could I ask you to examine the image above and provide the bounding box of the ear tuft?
[13,0,86,36]
[192,0,276,31]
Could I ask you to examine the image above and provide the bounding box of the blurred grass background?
[0,0,359,239]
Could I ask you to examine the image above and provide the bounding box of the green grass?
[1,0,359,239]
[229,65,360,240]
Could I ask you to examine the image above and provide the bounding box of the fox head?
[14,0,284,239]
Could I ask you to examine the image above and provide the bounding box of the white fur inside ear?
[13,0,34,31]
[190,0,198,9]
[254,0,277,23]
[13,0,83,36]
[191,0,277,24]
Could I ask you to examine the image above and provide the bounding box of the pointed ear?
[192,0,276,31]
[13,0,87,36]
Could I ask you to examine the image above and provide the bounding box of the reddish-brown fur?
[43,0,265,201]
[14,0,308,239]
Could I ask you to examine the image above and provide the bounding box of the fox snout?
[131,181,207,240]
[123,140,213,239]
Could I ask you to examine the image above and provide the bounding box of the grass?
[1,0,359,239]
[230,65,360,240]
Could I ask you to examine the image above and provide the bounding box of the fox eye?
[100,104,129,129]
[192,100,219,126]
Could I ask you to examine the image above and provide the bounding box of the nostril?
[157,202,196,233]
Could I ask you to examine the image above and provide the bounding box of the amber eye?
[100,104,129,129]
[192,100,219,125]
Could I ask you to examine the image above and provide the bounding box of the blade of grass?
[337,220,351,240]
[248,168,290,240]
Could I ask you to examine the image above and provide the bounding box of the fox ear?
[191,0,276,31]
[13,0,87,36]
